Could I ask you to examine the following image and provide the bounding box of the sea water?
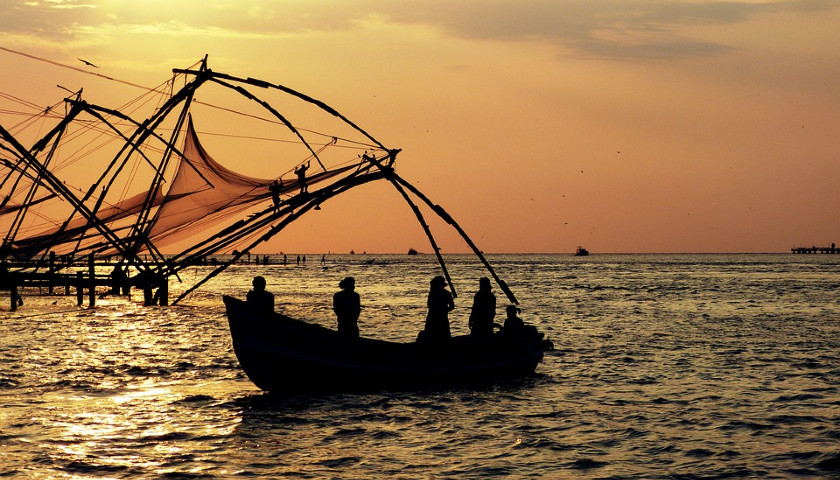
[1,254,839,479]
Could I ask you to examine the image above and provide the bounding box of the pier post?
[158,277,169,306]
[88,254,95,308]
[10,282,20,312]
[76,271,84,306]
[142,272,153,306]
[49,251,56,295]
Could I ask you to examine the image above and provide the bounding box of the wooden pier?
[791,243,840,254]
[1,254,169,311]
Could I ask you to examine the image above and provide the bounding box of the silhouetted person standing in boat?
[333,276,361,338]
[469,277,496,342]
[246,276,274,313]
[423,275,455,343]
[294,161,310,194]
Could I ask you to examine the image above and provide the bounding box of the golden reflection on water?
[4,297,242,477]
[35,379,243,477]
[3,255,840,478]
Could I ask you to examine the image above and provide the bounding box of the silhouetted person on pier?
[246,276,274,313]
[135,269,155,305]
[294,161,310,194]
[421,275,454,344]
[469,277,496,342]
[333,277,361,338]
[110,263,128,295]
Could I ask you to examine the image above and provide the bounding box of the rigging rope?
[0,91,43,111]
[1,46,379,158]
[2,51,513,308]
[0,45,175,93]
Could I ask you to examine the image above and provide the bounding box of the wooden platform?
[791,245,840,254]
[1,255,169,311]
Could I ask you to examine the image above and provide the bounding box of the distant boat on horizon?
[575,246,589,256]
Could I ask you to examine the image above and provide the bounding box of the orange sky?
[2,0,839,254]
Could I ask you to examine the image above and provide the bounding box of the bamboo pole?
[392,173,518,305]
[0,124,149,275]
[365,155,519,305]
[173,68,389,152]
[209,78,327,171]
[379,171,457,298]
[171,170,386,304]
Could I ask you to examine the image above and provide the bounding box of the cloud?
[367,0,832,59]
[1,0,837,60]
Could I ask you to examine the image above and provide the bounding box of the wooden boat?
[224,295,547,393]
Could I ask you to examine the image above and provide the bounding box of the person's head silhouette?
[339,277,355,291]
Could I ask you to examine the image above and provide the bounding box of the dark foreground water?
[1,254,839,479]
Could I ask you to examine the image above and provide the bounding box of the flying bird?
[77,58,98,68]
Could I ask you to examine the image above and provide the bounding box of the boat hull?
[223,295,546,392]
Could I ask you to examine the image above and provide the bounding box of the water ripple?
[1,254,839,478]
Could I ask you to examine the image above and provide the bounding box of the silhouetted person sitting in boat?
[420,275,455,344]
[500,305,552,349]
[469,277,496,342]
[246,276,274,313]
[502,305,525,336]
[294,161,310,194]
[333,276,361,338]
